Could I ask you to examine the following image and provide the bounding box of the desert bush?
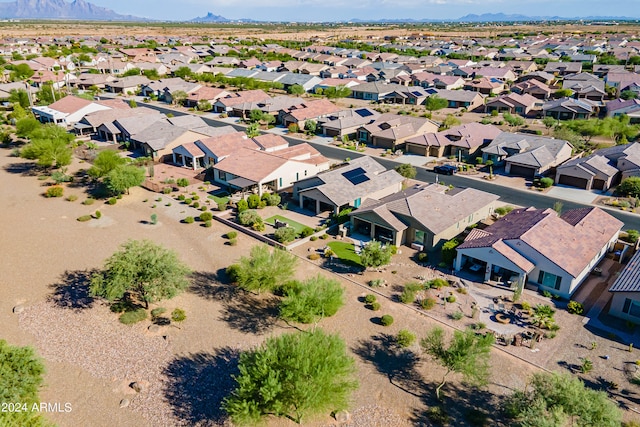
[204,220,212,228]
[184,198,192,204]
[178,194,185,201]
[226,231,238,239]
[300,227,314,238]
[310,236,318,241]
[308,253,321,260]
[176,178,189,187]
[45,186,64,198]
[539,177,554,188]
[446,295,456,303]
[150,307,166,318]
[274,226,297,244]
[66,194,78,202]
[163,187,172,194]
[428,278,448,289]
[400,288,416,304]
[364,294,377,304]
[94,210,102,219]
[320,233,329,240]
[171,308,186,322]
[457,287,468,294]
[77,215,92,222]
[370,302,381,311]
[236,199,248,213]
[238,210,262,227]
[450,311,464,320]
[396,329,416,348]
[229,238,238,246]
[247,194,260,209]
[421,298,437,310]
[417,252,428,263]
[381,314,394,326]
[107,197,117,205]
[369,278,385,288]
[184,216,195,224]
[252,221,265,232]
[567,300,584,315]
[119,308,147,325]
[150,213,158,225]
[192,202,200,209]
[199,212,213,222]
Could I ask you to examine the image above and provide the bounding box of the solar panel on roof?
[342,167,370,185]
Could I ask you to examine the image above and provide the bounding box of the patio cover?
[228,176,257,189]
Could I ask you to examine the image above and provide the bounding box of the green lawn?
[207,194,230,205]
[264,215,308,234]
[327,241,363,267]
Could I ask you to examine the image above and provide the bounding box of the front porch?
[456,253,526,290]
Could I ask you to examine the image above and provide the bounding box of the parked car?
[434,164,458,175]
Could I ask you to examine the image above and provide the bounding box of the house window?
[537,270,562,290]
[219,171,228,182]
[414,230,425,245]
[623,298,640,318]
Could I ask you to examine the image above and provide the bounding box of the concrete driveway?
[547,185,600,204]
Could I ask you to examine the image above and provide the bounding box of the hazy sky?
[41,0,640,21]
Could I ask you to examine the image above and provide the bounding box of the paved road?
[137,102,640,230]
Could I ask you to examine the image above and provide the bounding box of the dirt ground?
[1,147,638,426]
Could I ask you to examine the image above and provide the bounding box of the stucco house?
[405,122,501,158]
[31,95,127,127]
[455,207,622,298]
[555,155,619,190]
[356,113,439,150]
[482,133,573,178]
[485,93,541,116]
[293,156,404,214]
[609,250,640,322]
[349,183,499,250]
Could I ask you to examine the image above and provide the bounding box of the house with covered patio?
[293,156,404,215]
[349,183,499,250]
[455,206,622,298]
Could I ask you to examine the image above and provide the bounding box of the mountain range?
[0,1,635,23]
[0,0,144,20]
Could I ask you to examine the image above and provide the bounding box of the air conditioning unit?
[411,243,424,251]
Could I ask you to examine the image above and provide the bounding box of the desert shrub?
[200,206,208,211]
[176,178,189,187]
[380,314,394,326]
[428,278,448,289]
[471,322,487,330]
[236,199,248,213]
[396,329,416,348]
[193,195,200,201]
[94,210,102,219]
[364,294,377,304]
[446,295,456,303]
[421,298,437,310]
[171,308,186,322]
[457,287,468,294]
[521,301,532,311]
[150,307,166,318]
[66,194,78,202]
[369,278,385,288]
[226,231,238,239]
[229,238,238,246]
[542,290,553,298]
[307,253,321,260]
[624,229,639,244]
[400,288,416,304]
[77,215,92,222]
[247,194,261,209]
[417,252,428,263]
[238,209,261,226]
[252,221,265,231]
[199,212,213,222]
[184,216,195,224]
[261,192,281,206]
[450,311,464,320]
[192,202,200,208]
[163,187,172,194]
[310,236,318,241]
[567,300,584,315]
[370,302,381,311]
[184,198,192,204]
[178,194,185,201]
[539,177,554,188]
[119,308,147,325]
[494,206,514,216]
[274,226,297,244]
[45,186,64,198]
[204,220,212,227]
[300,227,314,238]
[150,213,158,225]
[107,197,117,205]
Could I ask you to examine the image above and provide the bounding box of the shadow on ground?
[189,269,236,302]
[48,269,96,311]
[220,291,280,335]
[162,348,239,425]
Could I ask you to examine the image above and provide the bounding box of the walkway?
[547,184,601,204]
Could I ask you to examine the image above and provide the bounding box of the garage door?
[406,143,427,156]
[509,164,537,178]
[593,178,607,190]
[558,174,590,189]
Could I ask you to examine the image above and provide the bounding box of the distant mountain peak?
[190,12,229,22]
[0,0,146,20]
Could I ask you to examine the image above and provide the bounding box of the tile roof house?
[317,107,381,139]
[184,86,230,108]
[555,154,619,190]
[212,90,271,113]
[511,79,553,100]
[542,97,596,120]
[596,142,640,179]
[280,98,342,129]
[293,156,404,215]
[405,122,502,158]
[605,99,640,124]
[430,89,486,111]
[609,249,640,322]
[482,133,573,178]
[349,183,499,250]
[31,95,123,127]
[78,107,162,142]
[463,77,506,95]
[485,93,541,116]
[356,113,439,151]
[105,75,150,94]
[456,206,622,298]
[211,137,329,196]
[544,62,582,76]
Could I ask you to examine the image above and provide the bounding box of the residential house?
[349,183,499,250]
[317,107,381,139]
[77,107,161,142]
[293,156,404,214]
[130,121,212,162]
[597,143,640,179]
[608,250,640,322]
[542,97,596,120]
[606,99,640,123]
[485,93,541,116]
[555,154,619,190]
[277,74,322,92]
[562,73,606,102]
[184,87,230,109]
[463,77,506,95]
[431,89,486,111]
[482,133,573,177]
[212,90,271,114]
[506,61,538,75]
[350,82,406,102]
[31,95,126,127]
[280,98,342,130]
[516,71,555,85]
[212,139,329,196]
[511,79,553,100]
[73,73,116,90]
[405,123,501,158]
[455,206,622,298]
[105,75,150,94]
[544,62,582,76]
[357,113,439,150]
[232,95,304,122]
